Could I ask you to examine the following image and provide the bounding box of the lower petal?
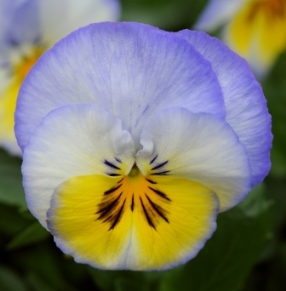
[47,172,218,270]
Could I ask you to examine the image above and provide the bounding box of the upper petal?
[15,22,225,151]
[136,107,252,211]
[38,0,120,45]
[22,104,135,228]
[194,0,247,31]
[177,30,272,187]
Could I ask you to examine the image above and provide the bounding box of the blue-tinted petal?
[2,0,40,45]
[177,30,272,186]
[15,22,225,151]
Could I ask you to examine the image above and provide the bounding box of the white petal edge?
[136,107,251,211]
[15,22,225,151]
[177,30,272,186]
[39,0,120,45]
[194,0,247,31]
[22,104,135,228]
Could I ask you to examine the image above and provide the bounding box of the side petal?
[15,22,225,151]
[194,0,247,31]
[177,30,272,187]
[136,108,252,211]
[39,0,120,45]
[22,104,135,228]
[47,173,218,270]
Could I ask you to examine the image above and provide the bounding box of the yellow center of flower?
[96,165,171,231]
[0,47,44,145]
[48,161,218,270]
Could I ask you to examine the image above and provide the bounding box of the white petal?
[23,104,135,228]
[194,0,247,31]
[39,0,120,45]
[136,108,251,211]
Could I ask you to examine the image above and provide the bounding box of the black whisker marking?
[117,178,123,184]
[106,173,121,177]
[104,184,122,195]
[145,178,157,184]
[148,187,171,201]
[151,161,168,171]
[150,155,158,165]
[131,194,135,211]
[109,199,126,230]
[104,159,121,170]
[150,171,170,176]
[96,193,122,220]
[115,157,122,163]
[140,197,156,229]
[103,215,113,223]
[146,195,169,223]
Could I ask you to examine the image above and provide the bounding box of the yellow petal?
[0,47,44,153]
[0,78,19,141]
[48,170,218,270]
[225,0,286,72]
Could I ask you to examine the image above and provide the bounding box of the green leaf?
[6,222,50,250]
[0,149,26,210]
[88,268,160,291]
[25,272,57,291]
[158,184,272,291]
[0,204,32,239]
[9,241,76,291]
[262,51,286,177]
[0,265,27,291]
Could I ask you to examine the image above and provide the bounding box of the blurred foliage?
[1,0,286,290]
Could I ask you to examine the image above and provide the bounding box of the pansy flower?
[195,0,286,77]
[0,0,120,155]
[15,22,272,270]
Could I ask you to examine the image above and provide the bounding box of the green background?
[1,0,286,290]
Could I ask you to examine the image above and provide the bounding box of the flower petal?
[177,30,272,187]
[6,0,39,45]
[22,104,135,228]
[15,22,225,151]
[223,0,286,77]
[194,0,247,31]
[136,107,251,211]
[47,172,218,270]
[0,0,39,45]
[38,0,120,45]
[0,77,22,155]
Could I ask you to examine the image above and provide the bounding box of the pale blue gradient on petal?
[177,30,272,186]
[15,22,225,151]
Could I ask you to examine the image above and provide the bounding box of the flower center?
[248,0,286,21]
[96,169,171,231]
[12,46,45,82]
[128,164,139,177]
